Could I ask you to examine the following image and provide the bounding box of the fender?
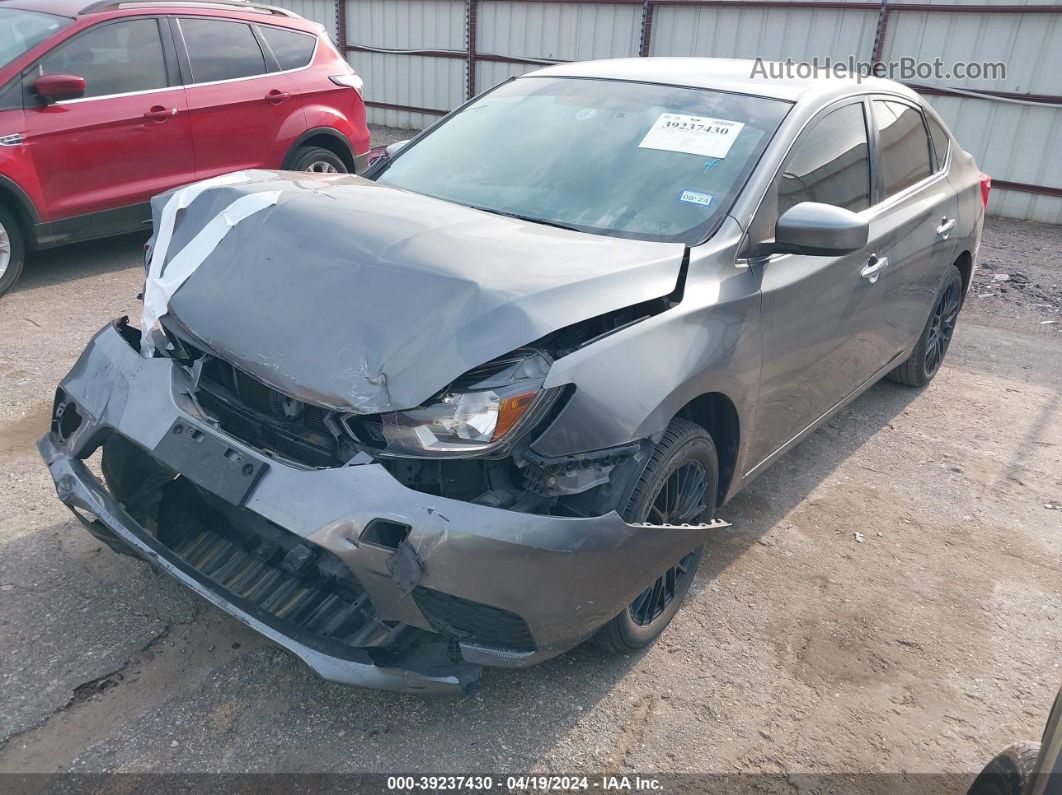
[532,218,763,493]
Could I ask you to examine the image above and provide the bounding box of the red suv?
[0,0,370,296]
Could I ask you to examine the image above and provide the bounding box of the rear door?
[865,98,959,356]
[747,98,892,469]
[23,16,195,223]
[173,16,304,179]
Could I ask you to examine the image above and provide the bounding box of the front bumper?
[39,320,715,692]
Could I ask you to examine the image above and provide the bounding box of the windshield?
[0,8,70,71]
[378,76,790,244]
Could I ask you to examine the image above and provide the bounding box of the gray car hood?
[152,170,686,413]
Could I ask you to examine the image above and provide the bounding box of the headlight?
[351,350,559,458]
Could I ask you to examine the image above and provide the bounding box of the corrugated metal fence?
[283,0,1062,223]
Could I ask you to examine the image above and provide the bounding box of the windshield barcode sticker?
[639,114,745,158]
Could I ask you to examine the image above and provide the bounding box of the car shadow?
[12,232,148,294]
[691,378,923,591]
[369,376,928,764]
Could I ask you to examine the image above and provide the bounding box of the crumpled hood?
[152,170,686,413]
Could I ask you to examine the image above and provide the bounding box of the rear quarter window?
[258,25,315,71]
[926,113,951,170]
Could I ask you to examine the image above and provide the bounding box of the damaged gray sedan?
[40,58,986,693]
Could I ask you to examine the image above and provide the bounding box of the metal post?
[871,0,889,64]
[467,0,478,99]
[336,0,347,51]
[639,0,654,57]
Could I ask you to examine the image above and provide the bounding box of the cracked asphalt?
[0,196,1059,779]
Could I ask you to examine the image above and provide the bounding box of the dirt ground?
[0,186,1059,784]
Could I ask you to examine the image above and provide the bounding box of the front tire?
[967,742,1041,795]
[888,264,964,387]
[0,205,26,299]
[288,145,348,174]
[593,419,718,654]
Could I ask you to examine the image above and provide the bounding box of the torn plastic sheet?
[141,172,280,356]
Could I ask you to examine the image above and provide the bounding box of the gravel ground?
[0,175,1059,783]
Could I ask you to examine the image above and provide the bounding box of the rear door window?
[258,25,315,71]
[37,18,168,99]
[178,18,266,83]
[872,100,933,197]
[777,102,871,216]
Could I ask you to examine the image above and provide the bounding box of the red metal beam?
[345,44,566,67]
[624,0,1061,10]
[402,0,1061,10]
[991,180,1062,198]
[346,44,466,59]
[911,84,1062,107]
[364,100,450,116]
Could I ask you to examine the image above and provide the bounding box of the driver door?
[746,98,893,471]
[24,16,195,223]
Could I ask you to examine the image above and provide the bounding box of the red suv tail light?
[330,74,364,97]
[979,173,992,208]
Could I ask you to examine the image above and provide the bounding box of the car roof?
[527,57,918,105]
[4,0,300,19]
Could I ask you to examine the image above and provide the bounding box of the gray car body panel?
[43,322,716,685]
[40,58,984,690]
[152,172,686,414]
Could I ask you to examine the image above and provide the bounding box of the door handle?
[266,90,291,104]
[936,217,957,238]
[861,255,889,284]
[144,106,178,122]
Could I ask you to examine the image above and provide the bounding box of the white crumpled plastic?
[140,172,280,356]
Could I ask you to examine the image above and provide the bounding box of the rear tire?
[966,742,1041,795]
[888,264,964,387]
[0,205,26,299]
[288,145,348,174]
[593,419,718,654]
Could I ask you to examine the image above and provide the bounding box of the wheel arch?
[953,249,973,305]
[283,128,357,172]
[674,392,740,506]
[0,175,40,249]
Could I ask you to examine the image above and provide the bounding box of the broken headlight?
[349,351,560,458]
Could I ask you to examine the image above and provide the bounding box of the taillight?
[979,173,992,208]
[329,73,364,97]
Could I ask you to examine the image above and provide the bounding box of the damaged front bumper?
[39,320,715,693]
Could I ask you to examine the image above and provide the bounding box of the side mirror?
[384,139,410,158]
[34,74,86,104]
[367,139,411,170]
[761,202,869,258]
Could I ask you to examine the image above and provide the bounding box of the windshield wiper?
[469,206,583,233]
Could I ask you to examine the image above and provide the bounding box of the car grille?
[193,357,340,467]
[155,477,387,652]
[412,587,536,652]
